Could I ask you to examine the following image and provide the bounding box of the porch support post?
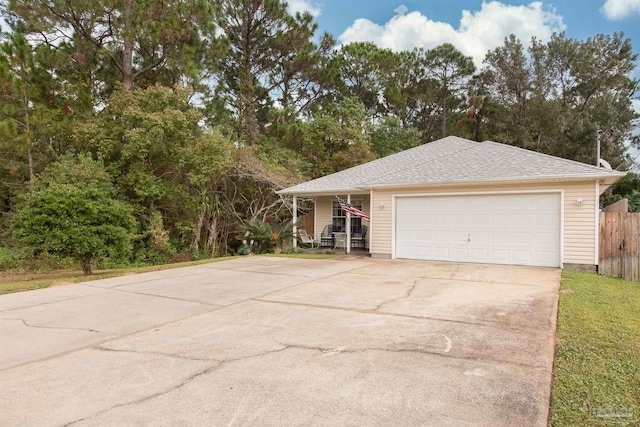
[292,195,298,249]
[346,194,351,254]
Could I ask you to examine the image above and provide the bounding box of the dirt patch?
[52,281,76,287]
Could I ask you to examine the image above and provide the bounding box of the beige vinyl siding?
[370,181,598,265]
[315,195,371,247]
[563,183,597,264]
[315,197,333,237]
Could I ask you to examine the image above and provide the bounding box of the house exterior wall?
[315,195,371,248]
[369,181,599,266]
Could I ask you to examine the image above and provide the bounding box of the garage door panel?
[471,231,490,243]
[432,214,450,226]
[469,248,490,262]
[431,247,451,260]
[395,193,561,267]
[513,214,535,226]
[533,232,557,245]
[491,232,511,243]
[513,250,533,263]
[469,213,491,227]
[452,231,469,243]
[512,232,533,244]
[451,214,468,227]
[490,249,510,263]
[491,213,511,226]
[535,213,558,227]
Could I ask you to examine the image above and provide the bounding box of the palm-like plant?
[237,219,294,254]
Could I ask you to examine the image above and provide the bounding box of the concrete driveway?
[0,256,560,426]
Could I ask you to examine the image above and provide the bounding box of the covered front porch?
[291,192,372,254]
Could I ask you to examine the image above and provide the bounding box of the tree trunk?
[80,256,93,275]
[240,70,257,146]
[441,92,448,137]
[207,215,218,257]
[21,79,35,181]
[27,141,34,181]
[122,0,134,91]
[239,15,257,146]
[246,100,258,146]
[191,205,206,252]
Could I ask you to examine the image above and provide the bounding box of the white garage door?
[395,193,561,267]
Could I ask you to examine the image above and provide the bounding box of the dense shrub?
[0,247,24,270]
[12,155,136,274]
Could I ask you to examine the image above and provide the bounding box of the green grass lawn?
[0,257,235,295]
[0,253,337,295]
[550,271,640,426]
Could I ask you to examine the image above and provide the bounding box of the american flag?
[337,198,370,221]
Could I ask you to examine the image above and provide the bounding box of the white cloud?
[287,0,322,18]
[394,5,409,16]
[602,0,640,19]
[338,1,566,68]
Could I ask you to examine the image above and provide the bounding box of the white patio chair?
[298,229,319,248]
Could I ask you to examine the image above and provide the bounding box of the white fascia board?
[276,189,370,196]
[356,173,627,190]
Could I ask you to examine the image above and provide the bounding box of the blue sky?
[285,0,640,165]
[289,0,640,79]
[315,0,639,46]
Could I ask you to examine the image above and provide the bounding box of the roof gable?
[278,136,625,195]
[363,140,623,186]
[279,136,476,194]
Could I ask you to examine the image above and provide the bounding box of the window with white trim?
[332,200,362,232]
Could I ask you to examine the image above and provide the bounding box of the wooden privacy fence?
[599,212,640,281]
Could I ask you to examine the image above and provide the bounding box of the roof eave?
[276,188,369,196]
[357,172,627,190]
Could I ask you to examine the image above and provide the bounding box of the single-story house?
[278,136,625,270]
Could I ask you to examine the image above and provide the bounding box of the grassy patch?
[550,271,640,426]
[0,257,233,295]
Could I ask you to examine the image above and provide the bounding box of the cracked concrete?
[1,317,102,333]
[0,256,560,426]
[373,277,421,311]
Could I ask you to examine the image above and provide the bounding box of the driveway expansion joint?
[0,290,109,313]
[0,317,102,333]
[274,340,550,371]
[95,346,217,362]
[82,285,220,306]
[85,269,218,290]
[251,298,541,332]
[347,270,551,288]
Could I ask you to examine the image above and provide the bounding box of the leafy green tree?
[5,0,214,92]
[0,31,76,230]
[369,116,422,158]
[482,33,638,166]
[300,98,375,178]
[213,0,323,146]
[425,43,476,137]
[380,49,430,128]
[332,42,394,117]
[12,155,135,274]
[601,173,640,211]
[75,86,234,258]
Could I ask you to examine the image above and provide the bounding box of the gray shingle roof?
[278,136,625,194]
